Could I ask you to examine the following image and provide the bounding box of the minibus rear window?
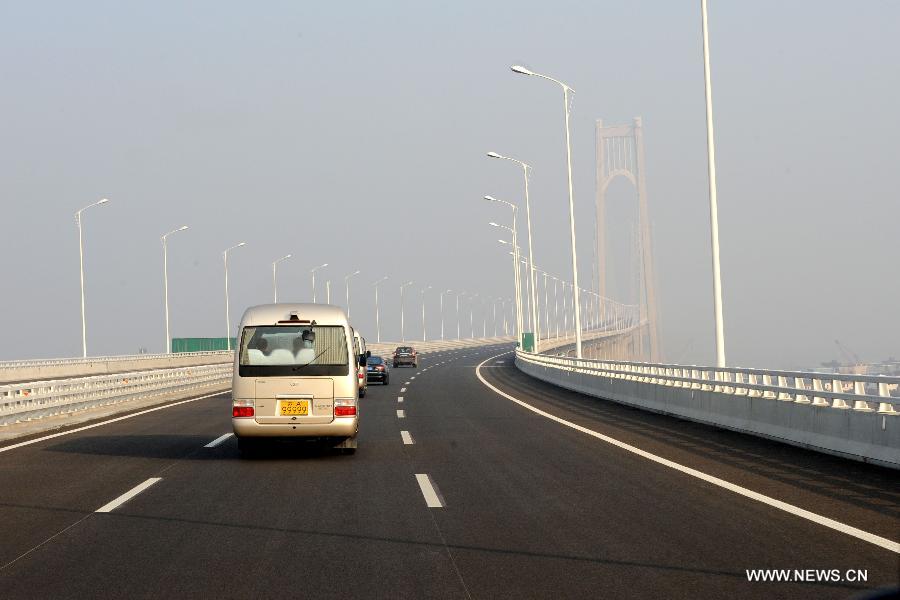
[238,325,348,376]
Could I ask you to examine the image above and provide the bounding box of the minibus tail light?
[334,398,357,417]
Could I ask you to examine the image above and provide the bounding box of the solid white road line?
[475,352,900,555]
[415,474,444,508]
[204,433,234,448]
[0,391,227,454]
[401,430,414,445]
[96,478,162,513]
[397,410,405,418]
[398,396,404,403]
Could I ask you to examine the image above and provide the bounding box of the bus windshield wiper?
[291,347,331,370]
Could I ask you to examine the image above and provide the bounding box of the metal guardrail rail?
[517,351,900,412]
[0,351,232,370]
[0,363,233,426]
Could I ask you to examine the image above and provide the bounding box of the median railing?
[1,363,233,426]
[515,350,900,468]
[0,351,234,384]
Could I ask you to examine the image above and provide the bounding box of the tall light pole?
[223,242,246,351]
[455,291,465,340]
[344,270,361,319]
[272,254,292,303]
[468,292,477,338]
[486,196,522,343]
[420,285,432,341]
[400,281,413,341]
[701,0,726,367]
[511,65,583,358]
[440,289,452,340]
[551,276,560,339]
[487,151,539,349]
[310,263,328,303]
[326,280,331,304]
[372,276,388,342]
[497,236,522,344]
[162,225,189,353]
[75,198,109,358]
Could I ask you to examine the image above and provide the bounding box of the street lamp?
[75,197,109,357]
[223,242,246,351]
[372,276,388,342]
[468,292,478,339]
[486,195,523,343]
[700,0,726,367]
[440,289,452,341]
[511,64,583,358]
[400,281,413,341]
[455,290,466,340]
[272,254,292,303]
[488,151,539,350]
[497,237,523,344]
[162,225,189,353]
[420,285,432,341]
[310,263,328,303]
[344,270,361,319]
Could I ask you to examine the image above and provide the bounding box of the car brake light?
[376,365,384,371]
[232,406,254,418]
[335,406,356,416]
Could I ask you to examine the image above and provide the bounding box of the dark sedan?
[366,355,390,385]
[392,346,418,368]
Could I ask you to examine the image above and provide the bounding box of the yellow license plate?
[280,400,309,416]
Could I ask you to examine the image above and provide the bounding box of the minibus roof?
[239,303,350,328]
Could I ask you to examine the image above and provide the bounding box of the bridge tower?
[595,117,661,361]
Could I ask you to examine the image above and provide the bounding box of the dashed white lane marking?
[411,376,416,380]
[398,396,404,403]
[0,391,226,454]
[401,431,414,445]
[415,474,444,508]
[475,352,900,555]
[96,478,162,513]
[204,433,234,448]
[400,387,407,393]
[397,410,405,418]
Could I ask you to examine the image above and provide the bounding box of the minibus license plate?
[280,400,309,416]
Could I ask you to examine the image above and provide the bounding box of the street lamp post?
[223,242,246,351]
[511,65,583,358]
[272,254,292,303]
[326,280,331,304]
[455,291,465,340]
[497,236,522,344]
[486,195,522,342]
[440,289,452,341]
[372,276,388,342]
[468,293,477,339]
[420,285,432,341]
[701,0,727,367]
[162,225,189,353]
[310,263,328,303]
[344,270,361,319]
[400,281,413,341]
[75,198,109,358]
[487,152,539,349]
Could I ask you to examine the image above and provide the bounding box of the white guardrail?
[516,350,900,468]
[0,351,232,370]
[1,363,233,427]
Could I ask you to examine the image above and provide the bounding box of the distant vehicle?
[353,329,370,397]
[231,303,362,456]
[393,346,418,368]
[366,355,389,385]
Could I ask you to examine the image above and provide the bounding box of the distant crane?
[834,339,866,375]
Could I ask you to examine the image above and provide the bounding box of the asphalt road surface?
[1,343,897,599]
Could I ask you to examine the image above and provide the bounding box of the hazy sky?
[1,1,897,368]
